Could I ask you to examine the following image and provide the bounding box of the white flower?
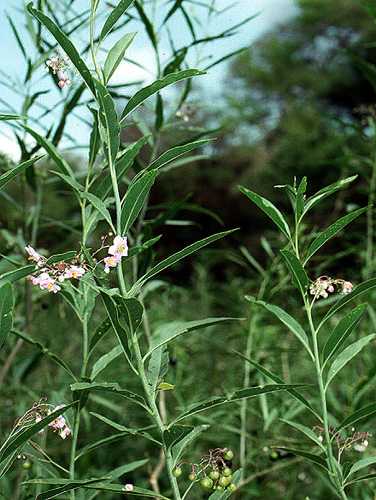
[108,235,128,258]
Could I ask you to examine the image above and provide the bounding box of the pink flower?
[122,484,133,491]
[104,254,121,273]
[25,245,44,264]
[108,235,128,258]
[342,281,353,294]
[63,265,85,280]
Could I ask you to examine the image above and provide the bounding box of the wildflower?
[108,235,128,258]
[63,265,85,280]
[341,281,353,294]
[45,52,74,88]
[104,254,121,273]
[25,245,44,265]
[122,484,133,491]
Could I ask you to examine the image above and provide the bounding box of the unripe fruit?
[200,477,214,490]
[218,475,229,488]
[222,467,232,477]
[224,449,234,460]
[188,472,197,481]
[227,482,237,492]
[209,469,220,480]
[215,485,225,491]
[172,466,182,477]
[21,461,31,470]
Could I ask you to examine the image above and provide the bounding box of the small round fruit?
[172,466,182,477]
[224,449,234,460]
[188,472,197,481]
[218,475,229,488]
[21,461,31,470]
[226,482,237,492]
[215,485,225,491]
[222,467,232,477]
[209,469,220,480]
[200,477,214,490]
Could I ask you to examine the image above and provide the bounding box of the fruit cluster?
[172,447,237,493]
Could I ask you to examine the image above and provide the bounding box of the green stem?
[305,301,348,500]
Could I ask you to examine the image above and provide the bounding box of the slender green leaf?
[33,479,112,500]
[0,266,35,288]
[144,317,241,362]
[281,420,326,450]
[172,425,210,467]
[280,250,308,297]
[21,124,74,177]
[322,303,368,366]
[90,345,122,379]
[347,456,376,478]
[296,176,307,221]
[89,317,112,352]
[134,0,157,49]
[172,384,308,423]
[120,69,206,121]
[128,229,237,296]
[11,328,76,380]
[70,382,150,412]
[245,297,313,358]
[319,278,376,328]
[88,107,101,170]
[235,351,319,419]
[94,79,120,165]
[147,140,212,171]
[325,334,375,390]
[163,425,193,454]
[336,402,376,434]
[0,156,43,189]
[45,251,77,265]
[27,3,96,97]
[50,171,84,194]
[99,0,135,43]
[305,206,370,264]
[104,32,137,84]
[147,345,169,392]
[90,413,160,444]
[121,169,158,234]
[346,472,376,485]
[81,191,115,231]
[0,283,13,348]
[116,296,144,338]
[302,175,358,216]
[272,447,328,470]
[0,114,26,120]
[238,185,291,240]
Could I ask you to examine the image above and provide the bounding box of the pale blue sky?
[0,0,298,158]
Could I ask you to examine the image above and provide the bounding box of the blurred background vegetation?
[1,0,376,499]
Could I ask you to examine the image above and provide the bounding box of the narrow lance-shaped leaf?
[0,266,35,288]
[235,350,320,419]
[304,206,370,264]
[336,402,376,435]
[81,191,115,232]
[104,32,137,84]
[325,334,376,391]
[147,139,212,171]
[172,384,308,424]
[238,185,291,240]
[0,156,43,189]
[281,420,326,450]
[0,283,13,348]
[90,345,122,380]
[94,79,120,165]
[280,250,308,298]
[296,176,307,221]
[347,457,376,479]
[27,3,96,97]
[99,0,135,43]
[319,278,376,328]
[120,169,158,235]
[128,229,237,296]
[322,303,368,367]
[12,328,77,381]
[163,425,193,454]
[271,447,328,471]
[172,425,210,467]
[0,114,26,120]
[120,69,206,121]
[245,296,313,359]
[302,175,358,216]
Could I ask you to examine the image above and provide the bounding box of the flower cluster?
[12,398,71,440]
[26,246,85,294]
[102,235,128,273]
[313,424,372,459]
[45,52,74,88]
[309,275,353,300]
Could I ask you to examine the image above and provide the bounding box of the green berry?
[222,467,232,477]
[226,482,237,492]
[224,449,234,460]
[218,475,229,488]
[209,469,220,480]
[172,466,182,477]
[215,485,225,491]
[21,461,31,470]
[188,472,197,481]
[200,477,214,490]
